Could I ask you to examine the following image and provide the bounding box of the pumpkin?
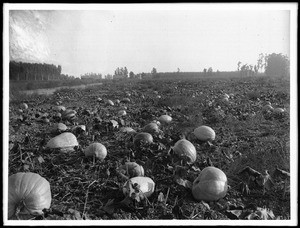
[115,99,120,104]
[55,105,66,112]
[193,125,216,142]
[192,166,228,202]
[20,103,28,110]
[142,122,160,134]
[158,115,172,125]
[84,142,107,161]
[223,93,230,99]
[46,132,78,152]
[121,98,131,103]
[72,125,86,134]
[106,99,114,106]
[273,107,285,113]
[8,172,52,219]
[119,127,136,134]
[118,162,145,178]
[62,109,76,120]
[173,139,197,163]
[263,104,274,111]
[118,110,127,117]
[55,123,68,132]
[123,177,155,201]
[133,132,153,147]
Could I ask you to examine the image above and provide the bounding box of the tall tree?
[265,53,290,78]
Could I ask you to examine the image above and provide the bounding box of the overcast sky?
[6,3,295,77]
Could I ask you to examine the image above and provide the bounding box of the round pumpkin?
[55,123,68,132]
[123,176,155,200]
[8,172,52,219]
[84,142,107,161]
[192,167,228,202]
[158,115,172,125]
[193,125,216,142]
[133,132,153,147]
[173,139,197,163]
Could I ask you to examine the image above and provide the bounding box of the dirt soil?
[7,76,291,221]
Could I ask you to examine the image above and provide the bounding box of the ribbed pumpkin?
[142,122,160,134]
[133,132,153,147]
[193,126,216,142]
[8,172,52,219]
[62,109,76,120]
[118,162,145,178]
[55,105,66,112]
[123,176,155,200]
[192,167,228,202]
[84,142,107,161]
[173,139,197,163]
[46,132,78,152]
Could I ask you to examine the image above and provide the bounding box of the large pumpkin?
[8,172,52,219]
[192,167,228,202]
[193,125,216,142]
[173,139,197,163]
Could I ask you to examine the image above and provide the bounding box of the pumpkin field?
[6,75,293,223]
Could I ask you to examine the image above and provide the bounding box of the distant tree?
[237,61,242,71]
[129,71,135,79]
[207,67,213,76]
[203,68,207,76]
[124,67,128,78]
[177,68,180,73]
[265,53,290,78]
[151,67,157,75]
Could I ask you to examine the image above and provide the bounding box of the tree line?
[237,53,289,78]
[9,61,74,81]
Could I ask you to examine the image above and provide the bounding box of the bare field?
[7,76,291,221]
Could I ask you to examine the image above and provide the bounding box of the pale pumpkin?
[173,139,197,163]
[193,125,216,142]
[8,172,52,219]
[158,115,172,125]
[46,132,78,152]
[192,167,228,202]
[84,142,107,161]
[123,176,155,200]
